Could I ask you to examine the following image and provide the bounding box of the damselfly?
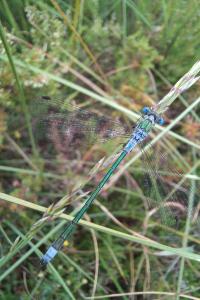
[31,97,160,265]
[31,62,200,267]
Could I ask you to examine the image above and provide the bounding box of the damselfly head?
[142,106,151,114]
[142,106,165,126]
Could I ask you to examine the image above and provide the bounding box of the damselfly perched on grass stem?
[31,61,200,267]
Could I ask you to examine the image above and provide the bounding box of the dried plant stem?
[154,61,200,114]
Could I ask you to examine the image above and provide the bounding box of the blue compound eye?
[157,117,165,125]
[142,106,151,114]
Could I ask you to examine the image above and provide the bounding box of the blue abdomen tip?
[40,246,58,266]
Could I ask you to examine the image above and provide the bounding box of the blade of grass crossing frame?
[1,193,200,263]
[0,22,38,159]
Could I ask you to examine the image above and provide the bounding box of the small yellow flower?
[14,130,21,139]
[63,240,69,247]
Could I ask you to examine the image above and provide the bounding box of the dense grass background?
[0,1,200,299]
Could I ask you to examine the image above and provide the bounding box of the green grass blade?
[122,0,127,45]
[1,192,200,263]
[0,165,63,180]
[126,0,151,28]
[0,0,22,38]
[0,23,38,159]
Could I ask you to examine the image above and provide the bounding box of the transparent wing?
[138,142,199,228]
[30,96,131,156]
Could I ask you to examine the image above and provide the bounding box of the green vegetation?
[0,1,200,299]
